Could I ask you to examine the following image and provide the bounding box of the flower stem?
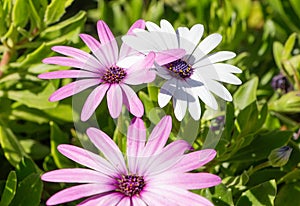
[0,50,11,78]
[248,161,271,176]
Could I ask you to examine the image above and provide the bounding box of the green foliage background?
[0,0,300,205]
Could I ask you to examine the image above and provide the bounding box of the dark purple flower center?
[102,66,126,84]
[164,59,193,78]
[116,174,145,197]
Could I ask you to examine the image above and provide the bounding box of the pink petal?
[127,117,146,173]
[119,19,146,59]
[120,84,144,117]
[140,190,181,206]
[139,140,190,175]
[41,168,112,184]
[51,46,102,69]
[49,79,101,102]
[38,70,99,79]
[143,115,172,156]
[79,34,111,67]
[107,84,123,118]
[81,84,109,121]
[124,52,156,85]
[169,149,216,173]
[46,183,115,205]
[143,186,214,206]
[155,49,186,65]
[97,20,118,63]
[131,196,147,206]
[43,56,98,72]
[86,127,127,174]
[57,144,117,176]
[149,173,221,190]
[79,193,123,206]
[117,196,131,206]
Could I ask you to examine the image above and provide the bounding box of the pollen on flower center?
[164,59,193,78]
[102,66,126,84]
[116,174,145,197]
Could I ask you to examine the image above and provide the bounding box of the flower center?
[116,174,145,197]
[164,59,193,78]
[102,66,126,84]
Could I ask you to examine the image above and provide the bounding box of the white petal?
[193,51,236,68]
[173,85,188,121]
[186,87,201,120]
[205,79,233,101]
[158,79,177,108]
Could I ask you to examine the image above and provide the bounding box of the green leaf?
[269,91,300,113]
[237,180,276,206]
[233,77,258,110]
[205,183,234,206]
[290,0,300,19]
[273,41,284,70]
[282,33,297,60]
[50,122,73,168]
[27,0,42,29]
[7,83,58,110]
[10,173,42,206]
[278,169,300,184]
[0,171,17,206]
[19,139,50,160]
[16,157,41,182]
[12,0,28,28]
[0,122,27,167]
[44,0,74,25]
[275,182,300,205]
[229,130,292,162]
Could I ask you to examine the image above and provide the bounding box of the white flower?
[122,19,242,121]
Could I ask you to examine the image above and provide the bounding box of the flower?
[41,116,221,205]
[268,146,293,167]
[39,20,184,121]
[271,73,293,93]
[122,19,242,121]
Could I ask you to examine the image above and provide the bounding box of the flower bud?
[268,146,292,167]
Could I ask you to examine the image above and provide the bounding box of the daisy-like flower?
[39,20,185,121]
[122,19,242,121]
[41,116,221,205]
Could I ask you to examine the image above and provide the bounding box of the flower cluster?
[39,19,241,205]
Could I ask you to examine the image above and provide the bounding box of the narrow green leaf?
[273,41,284,70]
[290,0,300,19]
[10,173,42,206]
[12,0,28,27]
[44,0,74,25]
[50,122,73,168]
[16,157,41,182]
[237,180,276,206]
[282,33,297,60]
[0,171,17,206]
[7,83,58,110]
[233,77,258,110]
[19,139,50,160]
[0,122,27,167]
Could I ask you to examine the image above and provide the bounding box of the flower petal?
[131,196,147,206]
[205,79,233,101]
[120,84,144,118]
[51,46,102,69]
[38,70,99,79]
[41,168,112,184]
[193,51,236,68]
[149,173,221,190]
[127,117,146,173]
[107,84,123,118]
[169,149,216,173]
[158,79,177,108]
[81,84,110,121]
[124,52,156,85]
[57,144,117,176]
[87,127,127,174]
[155,49,186,65]
[119,19,145,59]
[196,33,222,56]
[49,79,101,102]
[46,184,115,205]
[159,19,178,49]
[140,140,190,175]
[173,85,188,121]
[186,87,201,120]
[43,56,99,72]
[143,115,172,156]
[117,196,131,206]
[78,193,123,206]
[140,190,181,206]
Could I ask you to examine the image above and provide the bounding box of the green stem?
[248,161,271,176]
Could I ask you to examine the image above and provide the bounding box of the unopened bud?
[268,146,292,167]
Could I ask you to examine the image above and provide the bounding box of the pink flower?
[39,20,184,121]
[41,116,221,205]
